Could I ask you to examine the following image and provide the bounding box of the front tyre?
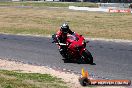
[80,49,93,64]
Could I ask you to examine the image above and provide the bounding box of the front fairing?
[66,33,86,52]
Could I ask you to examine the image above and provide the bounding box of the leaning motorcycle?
[52,33,93,64]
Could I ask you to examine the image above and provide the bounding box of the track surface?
[0,34,132,81]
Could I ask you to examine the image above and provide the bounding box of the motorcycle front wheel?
[78,49,93,64]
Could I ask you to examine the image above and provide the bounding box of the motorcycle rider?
[56,23,74,57]
[56,23,74,43]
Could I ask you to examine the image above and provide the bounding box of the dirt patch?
[0,59,82,88]
[0,58,128,88]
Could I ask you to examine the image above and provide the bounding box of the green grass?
[0,70,68,88]
[0,2,98,7]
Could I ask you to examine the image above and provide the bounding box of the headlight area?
[74,45,84,51]
[82,40,85,44]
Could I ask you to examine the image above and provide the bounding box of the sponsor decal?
[109,9,131,13]
[79,68,131,86]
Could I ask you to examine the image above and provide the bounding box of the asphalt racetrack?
[0,34,132,81]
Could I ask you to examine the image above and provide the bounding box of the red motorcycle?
[52,33,93,64]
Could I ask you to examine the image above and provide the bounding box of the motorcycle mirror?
[52,34,56,38]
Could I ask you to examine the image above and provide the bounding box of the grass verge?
[0,2,98,7]
[0,3,132,40]
[0,70,68,88]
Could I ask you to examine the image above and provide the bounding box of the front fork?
[80,48,86,58]
[76,47,86,59]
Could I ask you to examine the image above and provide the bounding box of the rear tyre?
[59,49,67,58]
[59,49,71,62]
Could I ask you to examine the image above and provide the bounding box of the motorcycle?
[52,33,93,64]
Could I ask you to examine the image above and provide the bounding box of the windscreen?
[67,34,79,41]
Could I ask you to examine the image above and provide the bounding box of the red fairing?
[66,33,85,56]
[52,31,93,64]
[56,32,86,54]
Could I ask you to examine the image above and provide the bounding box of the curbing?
[1,33,132,43]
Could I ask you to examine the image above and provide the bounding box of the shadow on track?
[62,59,96,65]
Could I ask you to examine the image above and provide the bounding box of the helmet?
[60,23,69,34]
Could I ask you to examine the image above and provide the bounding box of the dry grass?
[0,7,132,40]
[0,2,98,7]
